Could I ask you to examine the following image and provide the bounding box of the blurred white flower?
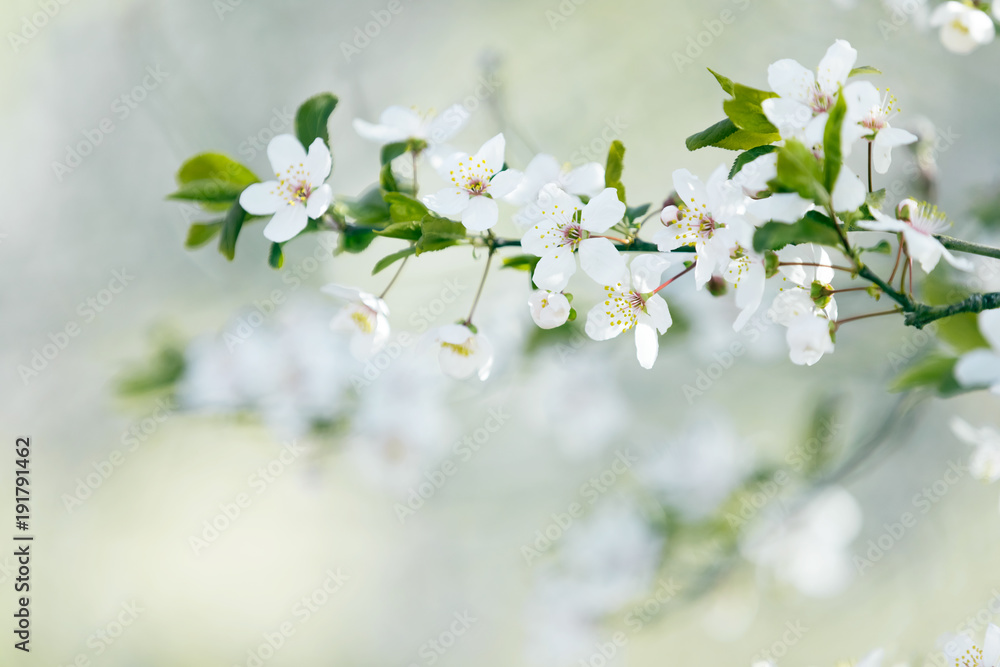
[507,153,605,207]
[321,284,391,359]
[940,623,1000,667]
[846,83,918,174]
[786,314,835,366]
[423,133,523,232]
[432,324,494,380]
[741,486,862,597]
[859,200,973,273]
[930,2,995,54]
[771,244,838,365]
[954,310,1000,394]
[725,247,767,331]
[585,254,673,369]
[637,417,754,521]
[950,417,1000,483]
[528,290,571,329]
[353,104,467,146]
[654,166,751,288]
[521,185,627,291]
[239,134,333,243]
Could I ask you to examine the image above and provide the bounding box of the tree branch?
[904,291,1000,329]
[936,235,1000,261]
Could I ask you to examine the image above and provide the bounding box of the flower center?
[350,308,376,334]
[809,88,835,114]
[559,223,584,249]
[862,88,898,133]
[441,340,474,357]
[466,177,489,195]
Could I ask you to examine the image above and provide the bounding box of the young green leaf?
[185,221,223,249]
[501,254,541,272]
[848,65,881,77]
[168,179,247,204]
[889,354,962,396]
[706,68,736,96]
[375,220,423,241]
[268,242,284,269]
[730,145,778,179]
[686,118,780,152]
[340,226,377,254]
[384,192,430,222]
[769,140,828,205]
[176,153,259,188]
[822,89,848,194]
[373,246,417,275]
[218,201,247,261]
[752,211,842,253]
[605,140,627,203]
[722,84,779,135]
[336,186,390,225]
[295,93,339,149]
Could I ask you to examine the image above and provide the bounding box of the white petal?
[379,105,423,136]
[437,324,472,345]
[580,188,626,232]
[767,58,815,103]
[747,193,814,224]
[672,169,709,209]
[239,182,282,215]
[954,349,1000,388]
[733,152,778,195]
[817,40,858,94]
[630,253,672,293]
[474,133,506,175]
[902,229,946,272]
[489,168,523,199]
[644,294,672,333]
[266,134,307,175]
[262,204,309,243]
[980,309,1000,352]
[520,219,559,256]
[634,317,659,369]
[320,284,364,301]
[762,98,812,140]
[306,184,332,219]
[832,167,866,212]
[353,118,408,144]
[532,251,576,292]
[787,314,834,366]
[425,104,468,144]
[424,187,470,216]
[983,624,1000,667]
[461,196,498,232]
[939,246,975,272]
[528,290,571,329]
[585,303,623,341]
[578,237,626,286]
[872,127,918,174]
[561,163,605,198]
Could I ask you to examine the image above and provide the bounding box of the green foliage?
[336,186,391,226]
[753,211,843,253]
[372,247,417,275]
[502,254,541,272]
[889,354,962,395]
[921,274,991,353]
[218,201,247,261]
[375,221,423,241]
[822,89,848,194]
[268,242,284,269]
[340,226,377,254]
[768,140,829,206]
[764,250,780,278]
[117,342,186,397]
[686,118,779,152]
[167,179,247,204]
[605,140,627,203]
[295,93,339,148]
[625,203,651,223]
[384,192,430,223]
[722,83,779,135]
[706,68,735,95]
[849,65,881,77]
[416,217,467,254]
[185,221,223,249]
[176,153,259,190]
[729,145,777,179]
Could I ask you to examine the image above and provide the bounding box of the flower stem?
[411,151,419,197]
[836,308,902,329]
[887,234,903,283]
[593,234,631,244]
[465,244,495,325]
[379,255,409,299]
[867,141,874,194]
[650,262,696,295]
[831,286,870,294]
[778,261,855,273]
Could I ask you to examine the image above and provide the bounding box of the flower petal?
[672,168,709,209]
[305,138,332,186]
[747,192,814,224]
[644,294,672,334]
[981,309,1000,353]
[267,134,307,176]
[767,58,815,103]
[474,133,506,176]
[424,187,470,216]
[262,204,309,243]
[461,196,499,232]
[762,98,812,140]
[306,183,332,219]
[816,40,857,94]
[983,624,1000,667]
[532,250,576,292]
[872,127,918,174]
[489,168,524,199]
[353,118,408,144]
[634,316,659,369]
[239,182,282,215]
[528,290,571,329]
[425,104,468,144]
[832,166,866,212]
[562,162,605,198]
[954,349,1000,389]
[585,303,624,341]
[630,253,672,292]
[579,237,626,286]
[580,188,626,232]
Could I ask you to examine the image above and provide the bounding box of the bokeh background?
[3,0,1000,665]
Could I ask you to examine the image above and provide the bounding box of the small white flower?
[528,290,571,329]
[653,166,751,288]
[846,83,918,174]
[930,2,996,54]
[433,324,494,380]
[239,134,333,243]
[320,284,390,360]
[786,313,836,366]
[940,623,1000,667]
[585,254,673,369]
[724,246,767,331]
[859,200,973,273]
[352,104,467,146]
[771,244,839,365]
[506,153,606,207]
[954,309,1000,394]
[423,133,523,232]
[521,185,627,291]
[950,417,1000,483]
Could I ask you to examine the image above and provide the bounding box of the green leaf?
[859,240,892,255]
[218,201,247,261]
[729,145,778,179]
[889,354,961,395]
[176,153,259,188]
[116,344,186,396]
[764,250,780,278]
[502,254,541,272]
[185,221,223,249]
[380,161,400,192]
[375,220,423,241]
[769,140,828,205]
[340,226,377,254]
[168,179,247,204]
[823,88,848,194]
[268,242,284,269]
[295,93,338,149]
[849,66,881,77]
[416,216,466,254]
[372,246,417,275]
[381,138,427,166]
[605,140,626,203]
[384,192,430,223]
[752,211,842,253]
[625,203,651,223]
[722,84,779,135]
[866,188,887,212]
[336,186,390,225]
[686,118,779,152]
[706,68,735,96]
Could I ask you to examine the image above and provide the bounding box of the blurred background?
[3,0,1000,665]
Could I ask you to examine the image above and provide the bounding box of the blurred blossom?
[741,486,863,597]
[939,623,1000,667]
[177,300,355,438]
[636,416,754,521]
[526,498,663,665]
[950,417,1000,484]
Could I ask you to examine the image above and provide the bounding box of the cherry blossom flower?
[528,290,571,329]
[954,310,1000,394]
[239,134,333,243]
[859,199,973,273]
[352,104,467,146]
[423,133,523,232]
[930,2,996,54]
[521,185,626,291]
[432,324,494,380]
[950,417,1000,484]
[846,83,918,174]
[585,254,673,369]
[320,284,390,360]
[653,166,751,288]
[770,245,839,365]
[506,153,605,207]
[940,623,1000,667]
